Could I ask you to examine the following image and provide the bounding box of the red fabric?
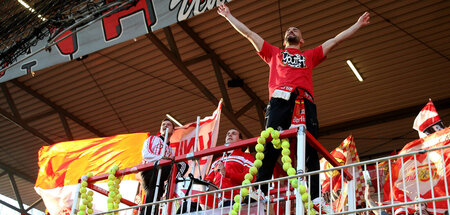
[205,149,255,199]
[320,135,365,212]
[382,127,450,215]
[258,41,326,100]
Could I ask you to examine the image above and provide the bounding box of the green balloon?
[233,202,240,211]
[242,179,251,185]
[244,173,253,181]
[254,159,262,168]
[283,163,292,171]
[87,208,93,214]
[271,130,280,139]
[260,130,269,139]
[299,184,307,194]
[301,193,309,203]
[79,204,86,211]
[281,140,290,149]
[290,178,298,188]
[234,195,242,203]
[287,167,296,176]
[255,143,264,152]
[249,166,258,175]
[282,148,290,156]
[256,152,264,160]
[80,187,87,193]
[240,188,249,197]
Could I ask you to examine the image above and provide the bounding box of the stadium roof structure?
[0,0,449,213]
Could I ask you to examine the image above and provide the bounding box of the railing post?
[167,162,178,215]
[296,126,306,214]
[69,181,82,215]
[348,166,356,214]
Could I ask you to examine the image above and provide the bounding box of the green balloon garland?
[107,165,121,215]
[78,172,94,215]
[228,127,314,215]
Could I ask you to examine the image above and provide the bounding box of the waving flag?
[170,100,222,179]
[383,127,450,215]
[320,135,365,212]
[413,99,445,138]
[35,133,148,215]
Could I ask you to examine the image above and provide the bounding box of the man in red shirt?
[217,3,370,207]
[205,129,255,207]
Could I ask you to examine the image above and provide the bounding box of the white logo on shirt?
[281,51,306,68]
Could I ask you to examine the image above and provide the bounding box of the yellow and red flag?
[35,133,148,215]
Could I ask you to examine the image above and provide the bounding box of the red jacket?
[205,149,255,199]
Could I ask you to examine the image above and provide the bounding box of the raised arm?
[218,4,264,52]
[322,12,370,56]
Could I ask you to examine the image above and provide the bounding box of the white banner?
[170,100,222,179]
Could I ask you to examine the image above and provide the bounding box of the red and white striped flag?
[320,135,365,212]
[413,99,445,138]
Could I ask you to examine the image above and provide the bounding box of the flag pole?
[187,116,201,212]
[194,116,202,178]
[151,127,169,215]
[69,180,82,215]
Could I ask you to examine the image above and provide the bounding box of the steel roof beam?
[256,103,265,130]
[146,32,253,138]
[184,54,212,66]
[235,100,256,118]
[0,199,30,215]
[8,173,25,212]
[0,161,35,183]
[59,113,73,140]
[25,198,43,212]
[211,56,233,111]
[164,26,234,112]
[0,107,53,144]
[163,26,181,60]
[1,83,21,119]
[11,80,105,137]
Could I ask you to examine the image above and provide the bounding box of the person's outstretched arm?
[322,12,371,56]
[218,4,264,52]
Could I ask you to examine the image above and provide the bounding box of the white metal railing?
[69,125,450,215]
[86,144,449,215]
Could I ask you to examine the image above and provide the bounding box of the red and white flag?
[413,99,445,138]
[383,127,450,215]
[170,100,222,179]
[320,135,365,212]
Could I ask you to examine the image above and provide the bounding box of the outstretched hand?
[357,12,371,27]
[217,4,230,18]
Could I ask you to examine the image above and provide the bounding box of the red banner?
[170,100,222,178]
[320,135,365,212]
[383,127,450,215]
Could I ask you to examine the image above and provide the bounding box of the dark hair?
[228,128,243,139]
[161,118,174,127]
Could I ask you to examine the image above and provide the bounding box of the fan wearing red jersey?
[205,129,255,207]
[217,3,370,210]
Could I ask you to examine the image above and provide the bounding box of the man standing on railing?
[139,119,176,215]
[217,3,370,209]
[205,129,255,207]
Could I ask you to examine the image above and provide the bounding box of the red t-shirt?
[258,41,326,100]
